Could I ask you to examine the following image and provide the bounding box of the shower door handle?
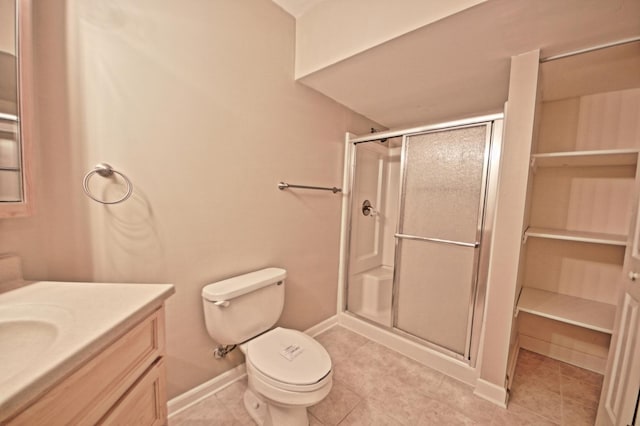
[394,233,479,248]
[362,200,377,216]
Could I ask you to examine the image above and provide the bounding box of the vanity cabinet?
[513,41,640,374]
[5,307,168,425]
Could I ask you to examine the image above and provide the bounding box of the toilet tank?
[202,268,286,345]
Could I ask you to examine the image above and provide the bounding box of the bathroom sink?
[0,304,72,385]
[0,320,59,382]
[0,281,174,420]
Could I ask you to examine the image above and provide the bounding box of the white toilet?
[201,268,332,426]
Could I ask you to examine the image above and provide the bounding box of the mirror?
[0,0,32,218]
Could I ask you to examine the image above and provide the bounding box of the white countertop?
[0,281,174,419]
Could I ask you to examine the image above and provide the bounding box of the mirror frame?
[0,0,33,219]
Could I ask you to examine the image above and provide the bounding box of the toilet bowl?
[201,268,333,426]
[241,327,332,425]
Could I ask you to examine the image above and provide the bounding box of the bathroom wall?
[478,50,539,393]
[0,0,379,398]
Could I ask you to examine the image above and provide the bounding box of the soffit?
[271,0,326,18]
[298,0,640,129]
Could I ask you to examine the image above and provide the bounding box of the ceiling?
[292,0,640,129]
[271,0,326,18]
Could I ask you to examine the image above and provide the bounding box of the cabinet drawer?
[100,359,167,426]
[8,308,165,425]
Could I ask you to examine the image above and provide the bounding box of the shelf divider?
[516,287,616,334]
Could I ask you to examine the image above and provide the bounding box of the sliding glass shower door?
[393,124,491,358]
[345,117,500,364]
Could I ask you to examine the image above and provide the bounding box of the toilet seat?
[246,327,332,392]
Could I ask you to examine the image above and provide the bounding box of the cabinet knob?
[629,271,639,281]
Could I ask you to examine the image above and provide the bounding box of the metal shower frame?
[342,113,504,366]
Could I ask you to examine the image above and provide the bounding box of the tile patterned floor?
[169,326,603,425]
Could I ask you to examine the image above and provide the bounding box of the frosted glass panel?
[0,170,21,201]
[0,135,19,169]
[402,125,487,241]
[395,239,476,354]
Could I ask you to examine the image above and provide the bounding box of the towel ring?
[82,163,133,205]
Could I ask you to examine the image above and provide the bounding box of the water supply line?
[213,344,236,359]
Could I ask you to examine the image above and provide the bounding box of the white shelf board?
[531,149,639,168]
[524,227,627,246]
[516,287,616,334]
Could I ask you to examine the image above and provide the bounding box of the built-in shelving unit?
[518,138,636,357]
[512,44,640,375]
[516,287,616,334]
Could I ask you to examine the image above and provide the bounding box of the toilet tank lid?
[202,267,287,301]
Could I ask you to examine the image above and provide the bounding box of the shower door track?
[349,113,504,144]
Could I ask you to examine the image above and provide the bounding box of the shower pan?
[342,114,503,365]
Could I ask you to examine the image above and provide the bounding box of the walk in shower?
[342,114,503,365]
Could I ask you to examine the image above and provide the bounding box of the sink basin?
[0,320,58,382]
[0,281,174,419]
[0,305,72,385]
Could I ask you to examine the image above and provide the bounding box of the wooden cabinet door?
[100,360,167,426]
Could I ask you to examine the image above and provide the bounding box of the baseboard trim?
[167,363,247,418]
[519,334,606,373]
[473,338,517,408]
[474,378,507,408]
[305,314,339,337]
[168,315,340,417]
[474,336,517,408]
[506,336,520,391]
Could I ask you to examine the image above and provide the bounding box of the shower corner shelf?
[516,287,616,334]
[523,227,627,246]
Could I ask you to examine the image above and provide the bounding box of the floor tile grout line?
[336,399,365,426]
[172,328,601,426]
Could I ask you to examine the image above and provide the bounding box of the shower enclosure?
[343,114,503,364]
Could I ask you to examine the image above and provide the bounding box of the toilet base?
[243,388,310,426]
[244,388,269,425]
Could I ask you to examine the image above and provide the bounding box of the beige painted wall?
[295,0,486,78]
[0,0,378,398]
